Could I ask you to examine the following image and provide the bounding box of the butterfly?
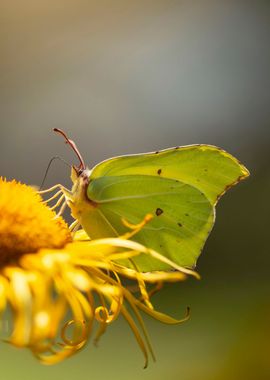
[51,129,249,272]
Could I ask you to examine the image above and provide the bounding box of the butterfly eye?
[72,166,84,177]
[77,168,84,176]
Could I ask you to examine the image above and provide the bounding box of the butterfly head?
[53,128,90,184]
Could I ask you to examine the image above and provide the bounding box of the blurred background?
[0,0,270,379]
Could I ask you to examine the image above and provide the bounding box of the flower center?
[0,178,71,266]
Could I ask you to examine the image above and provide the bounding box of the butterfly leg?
[38,184,66,194]
[42,190,63,204]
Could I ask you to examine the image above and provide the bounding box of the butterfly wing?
[86,175,213,270]
[90,145,249,203]
[83,145,249,270]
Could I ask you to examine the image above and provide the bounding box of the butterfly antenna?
[53,128,86,170]
[39,156,71,190]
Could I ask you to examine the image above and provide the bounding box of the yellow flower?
[0,178,197,367]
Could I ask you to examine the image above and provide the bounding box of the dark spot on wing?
[155,208,163,216]
[159,244,163,248]
[157,168,162,175]
[185,213,189,217]
[155,151,159,154]
[204,168,208,172]
[178,222,183,227]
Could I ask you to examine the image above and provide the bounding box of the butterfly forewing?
[91,145,249,203]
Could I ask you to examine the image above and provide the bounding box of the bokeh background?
[1,1,270,379]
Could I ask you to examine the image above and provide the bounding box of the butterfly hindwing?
[87,175,213,270]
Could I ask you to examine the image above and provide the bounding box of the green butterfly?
[53,129,249,272]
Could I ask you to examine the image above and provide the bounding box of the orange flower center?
[0,178,71,266]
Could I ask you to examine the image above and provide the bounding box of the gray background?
[0,1,269,379]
